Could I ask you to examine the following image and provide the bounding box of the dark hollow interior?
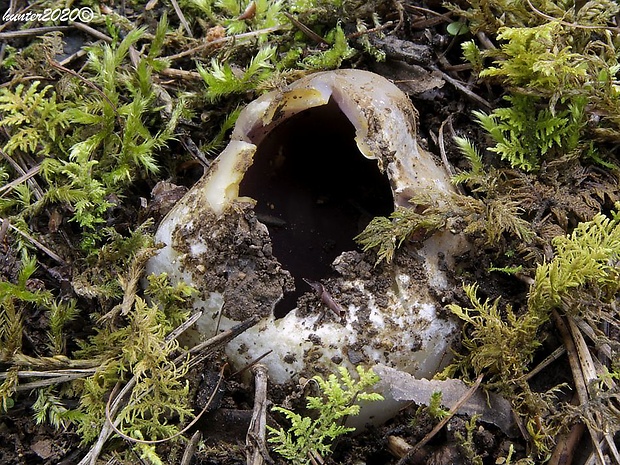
[239,99,393,317]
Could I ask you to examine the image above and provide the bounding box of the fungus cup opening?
[146,70,465,393]
[239,98,394,317]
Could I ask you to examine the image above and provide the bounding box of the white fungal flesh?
[146,70,466,395]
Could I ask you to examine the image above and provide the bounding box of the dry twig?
[246,364,272,465]
[551,310,606,465]
[395,374,484,464]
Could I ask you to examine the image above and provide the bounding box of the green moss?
[447,206,620,456]
[356,189,533,264]
[473,94,586,171]
[0,29,181,243]
[268,366,383,464]
[456,3,620,169]
[198,46,277,101]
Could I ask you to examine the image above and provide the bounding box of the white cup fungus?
[145,70,467,388]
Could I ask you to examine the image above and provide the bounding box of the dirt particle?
[172,201,294,321]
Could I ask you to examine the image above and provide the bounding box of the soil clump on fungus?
[0,1,619,465]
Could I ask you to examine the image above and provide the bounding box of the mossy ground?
[0,0,618,464]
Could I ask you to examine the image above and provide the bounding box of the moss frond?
[268,366,383,464]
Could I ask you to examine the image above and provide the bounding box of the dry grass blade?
[548,398,585,465]
[170,0,193,37]
[567,317,620,465]
[282,12,328,45]
[181,431,202,465]
[181,315,261,368]
[246,364,271,465]
[0,163,40,196]
[0,148,44,200]
[551,310,606,465]
[0,26,72,39]
[431,66,492,109]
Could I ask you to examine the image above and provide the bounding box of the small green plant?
[528,205,620,316]
[355,197,452,263]
[0,24,181,247]
[46,299,78,355]
[448,204,620,382]
[198,46,277,102]
[454,415,483,465]
[356,190,533,263]
[268,366,383,464]
[458,14,620,169]
[32,387,82,429]
[0,254,51,363]
[0,81,69,156]
[448,0,619,34]
[427,391,450,420]
[299,24,356,70]
[446,206,620,456]
[448,283,546,384]
[185,0,285,33]
[0,255,52,411]
[473,94,586,171]
[479,22,588,92]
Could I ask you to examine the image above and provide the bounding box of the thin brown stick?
[551,310,606,465]
[391,0,405,34]
[159,67,203,81]
[283,12,328,45]
[47,56,118,117]
[165,27,283,61]
[410,16,450,29]
[0,164,41,197]
[58,49,88,67]
[165,311,204,342]
[16,373,95,390]
[0,148,44,200]
[438,116,456,177]
[0,26,72,39]
[246,364,271,465]
[1,368,97,379]
[520,346,566,382]
[0,218,67,265]
[346,21,395,40]
[180,314,261,367]
[229,350,274,379]
[70,22,113,43]
[475,32,497,51]
[572,317,613,360]
[395,374,484,465]
[431,66,492,109]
